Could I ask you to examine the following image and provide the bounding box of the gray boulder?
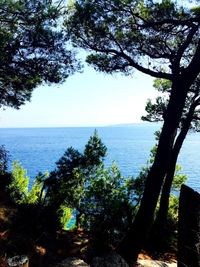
[91,252,129,267]
[55,257,90,267]
[137,260,177,267]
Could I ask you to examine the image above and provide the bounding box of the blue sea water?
[0,124,199,192]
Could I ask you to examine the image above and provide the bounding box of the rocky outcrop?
[54,254,177,267]
[178,185,200,267]
[137,259,177,267]
[90,252,129,267]
[55,257,89,267]
[7,255,29,267]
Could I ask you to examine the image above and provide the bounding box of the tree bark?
[155,97,199,233]
[117,78,189,265]
[150,148,179,247]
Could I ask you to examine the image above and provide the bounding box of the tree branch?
[174,24,198,69]
[80,37,172,80]
[143,18,200,28]
[115,50,172,79]
[183,38,200,86]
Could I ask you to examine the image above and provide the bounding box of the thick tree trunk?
[155,98,198,233]
[152,151,178,241]
[117,79,188,265]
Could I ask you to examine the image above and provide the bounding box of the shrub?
[8,161,48,205]
[80,162,134,249]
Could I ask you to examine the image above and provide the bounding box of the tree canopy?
[45,130,107,210]
[66,0,200,81]
[0,0,79,109]
[142,77,200,131]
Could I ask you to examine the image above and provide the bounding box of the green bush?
[45,130,107,224]
[80,162,134,248]
[8,161,29,204]
[60,205,73,230]
[8,161,48,205]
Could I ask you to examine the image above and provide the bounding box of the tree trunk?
[38,183,45,205]
[117,79,188,265]
[151,150,178,243]
[154,98,198,233]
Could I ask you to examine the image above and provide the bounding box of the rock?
[91,252,129,267]
[7,255,29,267]
[56,257,89,267]
[137,259,177,267]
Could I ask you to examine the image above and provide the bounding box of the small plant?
[60,205,74,230]
[8,161,48,205]
[8,161,29,204]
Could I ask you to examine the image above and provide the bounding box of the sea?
[0,123,199,192]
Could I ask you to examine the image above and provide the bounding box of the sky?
[0,65,159,128]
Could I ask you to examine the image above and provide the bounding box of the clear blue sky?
[0,65,158,128]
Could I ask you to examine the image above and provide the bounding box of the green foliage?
[44,129,187,247]
[143,76,200,132]
[60,205,73,230]
[10,129,185,246]
[26,172,48,204]
[168,195,179,221]
[8,161,47,205]
[6,131,187,249]
[191,5,200,16]
[0,0,79,109]
[167,164,187,221]
[171,165,187,191]
[44,132,138,246]
[129,166,148,204]
[8,161,29,204]
[77,142,186,247]
[153,79,172,93]
[45,130,107,210]
[80,162,134,246]
[66,0,197,78]
[45,147,84,211]
[46,129,187,250]
[84,129,107,167]
[142,97,168,122]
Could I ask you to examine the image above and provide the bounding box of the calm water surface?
[0,124,199,192]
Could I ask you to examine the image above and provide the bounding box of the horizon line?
[0,122,155,129]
